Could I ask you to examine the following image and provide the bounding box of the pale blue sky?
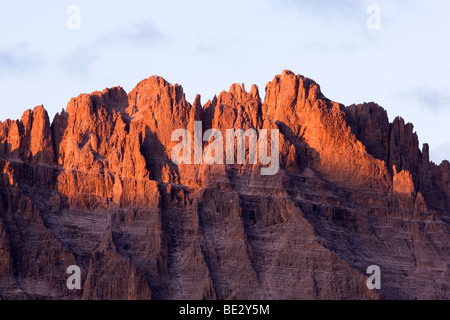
[1,0,449,163]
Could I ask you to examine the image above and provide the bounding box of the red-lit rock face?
[0,71,448,300]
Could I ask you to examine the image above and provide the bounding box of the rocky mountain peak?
[0,71,448,300]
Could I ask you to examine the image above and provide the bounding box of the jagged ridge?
[0,70,448,300]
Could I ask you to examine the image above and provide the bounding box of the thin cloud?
[100,20,165,47]
[397,86,450,113]
[305,40,361,55]
[430,142,450,164]
[126,21,164,45]
[62,49,98,75]
[278,0,364,18]
[0,43,41,74]
[60,20,164,76]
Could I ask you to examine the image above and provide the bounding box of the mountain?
[0,70,448,300]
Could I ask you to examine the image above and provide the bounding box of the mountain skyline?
[1,1,450,163]
[1,70,449,169]
[0,70,448,300]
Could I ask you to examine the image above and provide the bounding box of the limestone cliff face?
[0,71,448,300]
